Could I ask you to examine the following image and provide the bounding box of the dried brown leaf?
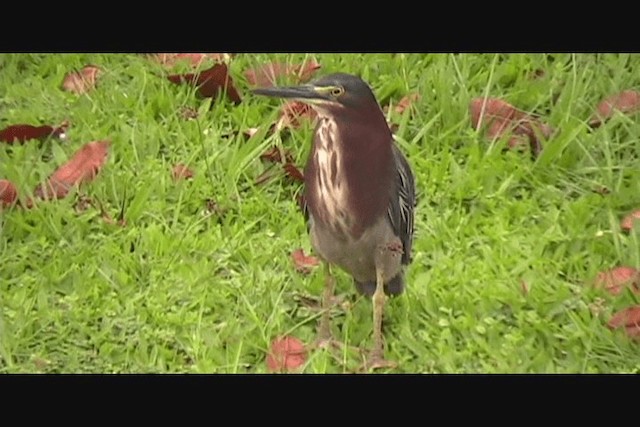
[172,163,194,181]
[276,101,317,131]
[73,194,94,213]
[102,211,127,227]
[266,335,307,372]
[167,63,241,104]
[152,53,228,68]
[589,90,640,127]
[291,248,319,274]
[62,65,101,94]
[245,59,321,88]
[0,179,18,207]
[469,97,552,157]
[283,163,304,183]
[593,266,640,296]
[178,106,198,120]
[204,198,225,216]
[260,146,294,164]
[34,140,110,201]
[394,93,420,115]
[621,210,640,232]
[608,305,640,339]
[0,121,68,144]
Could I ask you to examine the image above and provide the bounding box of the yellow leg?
[366,267,398,370]
[317,263,335,344]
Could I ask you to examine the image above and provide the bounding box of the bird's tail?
[354,272,405,297]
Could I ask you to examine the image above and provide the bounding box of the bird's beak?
[251,85,327,102]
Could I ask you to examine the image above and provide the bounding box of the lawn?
[1,53,640,373]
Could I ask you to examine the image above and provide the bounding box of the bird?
[253,72,416,369]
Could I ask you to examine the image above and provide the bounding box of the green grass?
[2,53,640,373]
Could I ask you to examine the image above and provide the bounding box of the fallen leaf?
[34,140,110,200]
[178,106,198,120]
[0,179,18,207]
[260,146,294,164]
[151,53,228,69]
[73,194,93,213]
[101,211,127,227]
[593,266,640,296]
[275,101,317,131]
[167,63,241,104]
[266,335,307,372]
[204,198,225,216]
[608,305,640,339]
[172,163,194,181]
[393,93,420,115]
[283,163,304,183]
[291,248,319,274]
[0,121,69,144]
[469,97,553,157]
[245,59,321,88]
[621,210,640,232]
[62,65,101,94]
[589,90,640,127]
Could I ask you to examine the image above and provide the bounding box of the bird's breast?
[305,119,353,236]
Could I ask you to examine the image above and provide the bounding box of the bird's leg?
[364,247,399,371]
[315,263,338,348]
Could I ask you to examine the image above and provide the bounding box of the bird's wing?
[388,144,416,265]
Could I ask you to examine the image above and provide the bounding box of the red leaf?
[34,140,110,201]
[469,97,552,157]
[245,59,321,88]
[394,93,420,114]
[0,121,69,144]
[151,53,227,68]
[260,146,293,164]
[590,90,640,127]
[283,163,304,183]
[0,179,18,207]
[167,63,241,104]
[291,248,319,274]
[608,306,640,339]
[62,65,101,94]
[621,210,640,232]
[172,163,194,181]
[276,101,317,130]
[266,335,307,372]
[593,266,640,296]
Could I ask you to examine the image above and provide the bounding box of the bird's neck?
[305,111,394,239]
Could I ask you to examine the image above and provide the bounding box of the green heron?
[253,73,416,369]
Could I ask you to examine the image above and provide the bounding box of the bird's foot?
[312,335,344,351]
[360,350,398,372]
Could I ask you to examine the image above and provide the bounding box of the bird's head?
[252,72,382,118]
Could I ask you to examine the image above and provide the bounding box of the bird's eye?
[330,87,344,97]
